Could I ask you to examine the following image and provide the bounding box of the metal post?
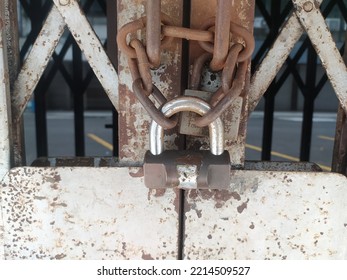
[300,44,317,161]
[73,42,85,156]
[30,0,49,158]
[332,32,347,174]
[107,0,119,158]
[0,1,12,178]
[261,0,281,161]
[5,0,23,166]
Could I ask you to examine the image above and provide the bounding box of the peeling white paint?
[0,167,179,260]
[184,170,347,259]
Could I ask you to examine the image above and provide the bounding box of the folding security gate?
[0,0,347,259]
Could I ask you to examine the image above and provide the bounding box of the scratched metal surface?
[117,0,182,163]
[0,0,12,180]
[183,171,347,259]
[187,0,254,165]
[0,167,179,260]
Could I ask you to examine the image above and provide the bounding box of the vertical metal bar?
[34,81,48,158]
[261,82,275,160]
[332,32,347,174]
[117,0,183,163]
[178,0,191,260]
[106,0,118,157]
[6,0,24,166]
[300,45,317,161]
[73,42,85,156]
[29,0,49,158]
[0,1,12,178]
[146,0,161,68]
[261,0,281,161]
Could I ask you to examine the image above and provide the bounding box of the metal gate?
[0,0,347,259]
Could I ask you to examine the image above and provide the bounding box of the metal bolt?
[303,1,313,12]
[59,0,70,6]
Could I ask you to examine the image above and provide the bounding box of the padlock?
[144,96,231,189]
[179,89,243,141]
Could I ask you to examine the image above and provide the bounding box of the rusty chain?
[117,0,255,130]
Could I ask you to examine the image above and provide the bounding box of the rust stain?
[50,202,68,208]
[129,167,144,178]
[237,199,250,214]
[34,196,46,200]
[142,252,155,260]
[55,253,66,260]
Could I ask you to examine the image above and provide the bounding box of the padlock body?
[144,150,231,189]
[179,89,243,141]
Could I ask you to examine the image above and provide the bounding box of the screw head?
[303,1,314,12]
[59,0,70,6]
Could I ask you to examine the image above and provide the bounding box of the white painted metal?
[249,0,323,113]
[52,0,119,111]
[249,11,304,113]
[184,170,347,259]
[12,0,119,122]
[0,1,12,180]
[0,167,179,260]
[293,0,347,113]
[11,6,66,121]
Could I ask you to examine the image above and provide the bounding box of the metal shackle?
[150,96,224,155]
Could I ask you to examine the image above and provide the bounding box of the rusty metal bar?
[162,26,213,42]
[146,0,161,68]
[209,0,231,71]
[117,0,183,163]
[0,0,12,179]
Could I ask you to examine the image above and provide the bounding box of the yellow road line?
[318,135,335,141]
[245,143,331,171]
[87,133,113,151]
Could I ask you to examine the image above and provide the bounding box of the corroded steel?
[0,1,12,180]
[0,167,179,260]
[117,0,183,162]
[183,170,347,259]
[210,0,232,71]
[118,1,254,147]
[194,61,247,127]
[146,0,161,68]
[187,0,255,166]
[132,79,178,129]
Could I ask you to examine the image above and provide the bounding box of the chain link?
[117,0,255,130]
